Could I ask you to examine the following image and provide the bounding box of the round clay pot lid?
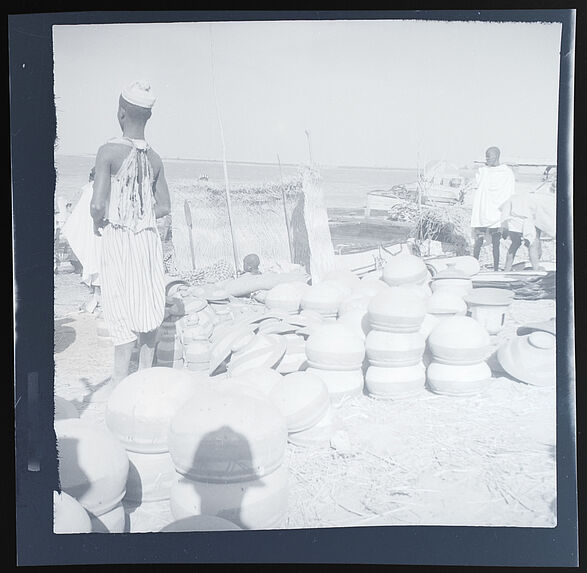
[496,333,556,386]
[465,287,515,306]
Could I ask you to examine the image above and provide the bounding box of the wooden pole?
[209,24,240,275]
[277,153,294,262]
[305,129,314,167]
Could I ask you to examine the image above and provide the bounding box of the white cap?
[121,80,157,109]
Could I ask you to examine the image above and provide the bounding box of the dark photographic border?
[11,8,577,567]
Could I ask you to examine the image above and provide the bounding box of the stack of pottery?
[168,386,290,530]
[177,301,216,373]
[300,282,346,321]
[55,418,130,533]
[381,254,431,300]
[269,371,335,449]
[425,255,481,279]
[105,367,205,506]
[365,289,427,400]
[304,323,366,405]
[464,287,515,336]
[426,316,492,396]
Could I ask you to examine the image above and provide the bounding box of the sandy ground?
[54,270,557,532]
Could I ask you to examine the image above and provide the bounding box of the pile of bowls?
[426,316,492,396]
[365,289,427,400]
[304,323,366,405]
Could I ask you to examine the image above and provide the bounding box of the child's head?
[243,253,261,273]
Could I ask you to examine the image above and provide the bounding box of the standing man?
[91,80,170,385]
[470,146,515,271]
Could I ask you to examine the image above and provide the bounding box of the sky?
[52,18,563,169]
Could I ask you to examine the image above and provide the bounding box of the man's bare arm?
[91,145,112,235]
[152,154,171,219]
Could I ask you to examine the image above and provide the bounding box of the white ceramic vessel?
[105,367,205,453]
[427,316,491,365]
[55,418,129,517]
[365,330,425,367]
[168,388,288,483]
[305,323,365,370]
[365,363,426,399]
[169,464,289,530]
[426,360,492,396]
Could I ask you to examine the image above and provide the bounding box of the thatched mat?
[54,271,558,530]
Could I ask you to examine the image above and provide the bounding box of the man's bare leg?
[138,329,158,370]
[113,340,135,384]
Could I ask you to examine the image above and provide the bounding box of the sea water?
[54,154,419,212]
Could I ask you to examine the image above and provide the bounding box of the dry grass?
[170,174,306,273]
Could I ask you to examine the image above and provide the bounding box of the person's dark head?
[485,147,501,167]
[243,253,261,273]
[89,167,96,182]
[117,80,156,130]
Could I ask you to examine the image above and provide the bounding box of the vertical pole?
[277,153,294,262]
[305,129,314,167]
[209,24,240,275]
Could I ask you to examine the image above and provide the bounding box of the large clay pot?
[168,388,288,482]
[367,288,426,333]
[269,372,330,433]
[105,367,205,453]
[305,367,364,406]
[265,282,310,314]
[426,360,492,396]
[170,464,289,530]
[305,323,365,370]
[337,309,370,341]
[54,395,79,421]
[353,277,390,298]
[427,316,491,365]
[430,262,473,298]
[338,294,371,316]
[287,404,337,448]
[464,287,515,335]
[365,330,425,367]
[55,418,129,517]
[89,502,127,533]
[365,363,426,400]
[300,283,345,318]
[53,490,92,534]
[496,331,556,387]
[160,515,241,532]
[427,290,468,317]
[382,254,428,287]
[124,450,177,503]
